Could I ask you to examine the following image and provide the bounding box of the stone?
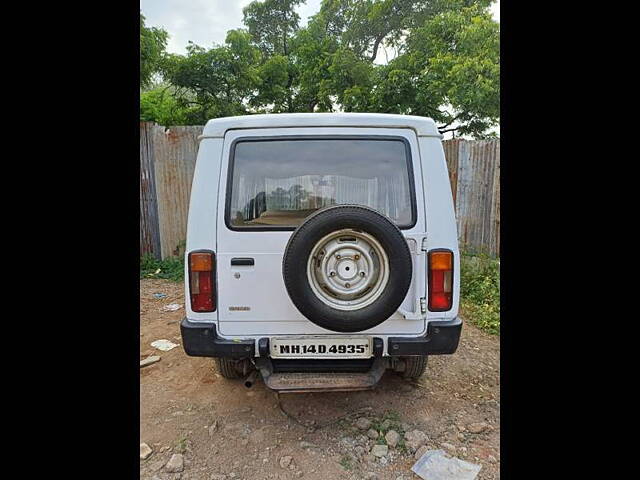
[355,418,372,430]
[366,429,379,440]
[371,444,388,458]
[299,441,317,449]
[140,443,153,460]
[165,454,184,473]
[210,476,226,480]
[364,473,378,480]
[488,455,497,464]
[404,430,428,452]
[467,422,490,434]
[380,419,392,431]
[279,456,293,469]
[140,356,161,368]
[385,430,400,448]
[441,442,456,452]
[414,445,429,460]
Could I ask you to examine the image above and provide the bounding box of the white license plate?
[270,337,372,359]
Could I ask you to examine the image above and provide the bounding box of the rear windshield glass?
[227,137,415,229]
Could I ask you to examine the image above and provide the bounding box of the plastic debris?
[162,303,182,312]
[151,339,179,351]
[153,293,168,299]
[140,356,161,368]
[411,449,481,480]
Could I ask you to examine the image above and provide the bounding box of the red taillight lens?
[428,250,453,311]
[189,251,216,312]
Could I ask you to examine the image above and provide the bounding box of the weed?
[460,251,500,335]
[339,455,353,471]
[175,436,187,454]
[140,253,184,282]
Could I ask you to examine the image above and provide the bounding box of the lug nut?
[360,272,366,277]
[329,271,336,276]
[354,254,360,260]
[345,282,351,288]
[336,254,341,259]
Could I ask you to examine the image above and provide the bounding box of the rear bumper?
[180,316,462,358]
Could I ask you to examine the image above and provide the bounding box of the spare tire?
[282,205,412,332]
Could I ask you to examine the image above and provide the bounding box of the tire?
[216,358,251,379]
[282,205,412,333]
[402,356,428,380]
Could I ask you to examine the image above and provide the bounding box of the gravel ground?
[140,278,500,480]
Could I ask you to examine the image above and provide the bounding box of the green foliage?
[140,12,168,89]
[460,251,500,334]
[243,0,303,56]
[140,254,184,282]
[140,1,499,137]
[140,86,196,125]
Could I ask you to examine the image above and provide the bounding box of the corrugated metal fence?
[140,122,500,258]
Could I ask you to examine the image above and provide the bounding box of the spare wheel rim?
[306,228,390,311]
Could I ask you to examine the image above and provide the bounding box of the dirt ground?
[140,279,500,480]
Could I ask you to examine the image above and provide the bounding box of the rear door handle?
[231,257,254,266]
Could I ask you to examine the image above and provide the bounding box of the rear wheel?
[401,356,428,380]
[216,358,253,379]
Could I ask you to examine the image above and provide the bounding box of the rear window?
[227,137,415,229]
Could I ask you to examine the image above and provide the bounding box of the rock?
[294,471,304,478]
[207,420,218,435]
[140,443,153,460]
[457,433,465,441]
[364,473,378,480]
[366,429,379,440]
[140,356,161,368]
[210,475,226,480]
[355,417,372,430]
[441,442,456,452]
[468,422,490,434]
[404,430,428,452]
[299,441,317,449]
[371,444,388,458]
[379,456,388,466]
[488,455,497,464]
[414,445,429,460]
[279,456,293,469]
[165,454,184,473]
[354,446,366,457]
[385,430,400,448]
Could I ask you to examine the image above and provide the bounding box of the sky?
[141,0,500,56]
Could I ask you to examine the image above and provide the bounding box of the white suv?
[180,113,461,392]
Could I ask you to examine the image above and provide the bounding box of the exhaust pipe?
[244,370,258,388]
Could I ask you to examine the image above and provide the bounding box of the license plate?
[270,336,372,359]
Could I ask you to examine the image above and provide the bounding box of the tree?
[140,0,499,138]
[160,30,260,123]
[242,0,304,57]
[371,4,499,136]
[140,12,168,89]
[140,86,196,125]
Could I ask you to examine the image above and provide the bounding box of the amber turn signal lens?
[430,251,452,271]
[190,252,213,272]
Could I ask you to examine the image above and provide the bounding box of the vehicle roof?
[201,113,441,139]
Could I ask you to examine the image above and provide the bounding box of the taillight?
[428,250,453,311]
[189,251,216,312]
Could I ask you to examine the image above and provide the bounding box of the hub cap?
[307,229,390,311]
